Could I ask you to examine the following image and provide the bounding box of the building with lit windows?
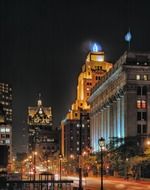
[61,44,112,158]
[0,83,12,171]
[0,83,12,124]
[27,96,57,161]
[88,51,150,152]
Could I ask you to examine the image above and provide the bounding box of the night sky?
[0,0,150,153]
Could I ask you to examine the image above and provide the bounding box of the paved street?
[66,176,150,190]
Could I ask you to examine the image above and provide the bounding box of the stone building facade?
[88,51,150,152]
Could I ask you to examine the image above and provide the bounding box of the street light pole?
[59,154,63,189]
[33,152,37,181]
[98,137,105,190]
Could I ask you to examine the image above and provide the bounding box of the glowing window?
[5,139,10,144]
[136,75,140,80]
[0,128,5,132]
[76,124,80,128]
[137,100,141,109]
[141,100,146,109]
[144,75,148,80]
[5,128,10,132]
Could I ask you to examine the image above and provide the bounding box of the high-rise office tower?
[0,82,12,171]
[0,83,12,124]
[61,45,112,158]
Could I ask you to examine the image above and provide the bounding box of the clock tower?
[27,95,56,161]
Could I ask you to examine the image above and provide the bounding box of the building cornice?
[88,66,123,103]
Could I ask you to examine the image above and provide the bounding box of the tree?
[106,136,142,177]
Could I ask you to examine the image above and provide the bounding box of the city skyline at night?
[0,1,150,153]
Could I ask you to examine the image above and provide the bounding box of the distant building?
[0,83,12,124]
[61,45,112,158]
[62,110,90,158]
[27,95,57,161]
[89,51,150,152]
[0,145,9,171]
[0,83,12,171]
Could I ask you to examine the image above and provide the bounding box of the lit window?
[0,128,5,132]
[141,100,146,109]
[76,124,80,128]
[136,75,140,80]
[137,100,146,109]
[144,75,148,80]
[137,100,141,109]
[5,139,10,144]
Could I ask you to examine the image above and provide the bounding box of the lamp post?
[33,152,37,181]
[28,156,32,181]
[59,154,63,181]
[98,137,105,190]
[59,154,63,189]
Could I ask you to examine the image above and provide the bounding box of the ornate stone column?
[117,96,121,138]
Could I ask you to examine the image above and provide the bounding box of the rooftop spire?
[37,93,42,106]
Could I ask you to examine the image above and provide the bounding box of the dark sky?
[0,0,150,153]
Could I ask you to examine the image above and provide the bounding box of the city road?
[66,176,150,190]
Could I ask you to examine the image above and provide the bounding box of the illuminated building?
[0,83,12,124]
[0,107,12,171]
[89,51,150,152]
[0,83,12,171]
[61,44,112,157]
[27,95,57,160]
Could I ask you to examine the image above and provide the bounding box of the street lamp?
[59,154,63,189]
[28,156,32,181]
[33,152,37,181]
[98,137,105,190]
[59,154,63,181]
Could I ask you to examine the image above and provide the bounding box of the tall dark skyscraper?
[0,82,12,171]
[0,83,12,124]
[61,46,112,157]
